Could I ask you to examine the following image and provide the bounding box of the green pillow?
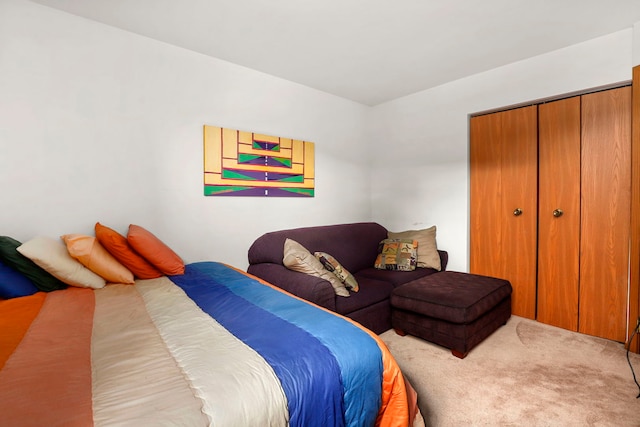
[0,236,67,292]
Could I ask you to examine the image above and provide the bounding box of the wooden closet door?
[537,97,581,331]
[579,87,631,342]
[470,106,538,319]
[470,113,503,281]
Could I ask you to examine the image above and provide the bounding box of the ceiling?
[30,0,640,106]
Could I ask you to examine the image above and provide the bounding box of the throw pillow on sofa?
[282,238,349,297]
[374,238,418,271]
[314,251,359,292]
[388,225,441,271]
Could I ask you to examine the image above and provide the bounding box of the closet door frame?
[470,78,640,352]
[630,66,640,353]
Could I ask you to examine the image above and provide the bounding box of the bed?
[0,261,423,426]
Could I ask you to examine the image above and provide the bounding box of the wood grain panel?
[579,87,631,342]
[470,106,538,319]
[630,67,640,353]
[537,97,581,331]
[500,107,538,319]
[470,113,503,280]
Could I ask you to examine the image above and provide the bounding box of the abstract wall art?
[204,125,315,197]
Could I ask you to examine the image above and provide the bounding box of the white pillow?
[282,238,349,297]
[17,236,106,289]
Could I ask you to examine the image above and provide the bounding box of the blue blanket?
[170,262,383,427]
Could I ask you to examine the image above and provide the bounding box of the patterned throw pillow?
[282,239,349,297]
[374,239,418,271]
[388,225,441,270]
[314,252,359,292]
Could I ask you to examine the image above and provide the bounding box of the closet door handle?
[513,208,523,216]
[553,209,564,217]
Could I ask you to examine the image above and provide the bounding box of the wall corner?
[634,22,640,66]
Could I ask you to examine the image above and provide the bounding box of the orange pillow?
[95,223,163,279]
[61,234,135,284]
[127,224,185,276]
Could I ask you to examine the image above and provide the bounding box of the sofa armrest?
[438,250,448,271]
[247,263,336,311]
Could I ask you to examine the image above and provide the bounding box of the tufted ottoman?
[390,271,512,358]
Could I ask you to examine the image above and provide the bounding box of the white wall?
[634,22,640,66]
[369,29,635,272]
[0,0,371,270]
[2,0,638,273]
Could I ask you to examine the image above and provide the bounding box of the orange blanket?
[1,263,423,427]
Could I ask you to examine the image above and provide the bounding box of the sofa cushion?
[388,225,441,271]
[356,267,437,287]
[335,276,393,315]
[283,238,349,297]
[374,239,417,271]
[248,222,388,273]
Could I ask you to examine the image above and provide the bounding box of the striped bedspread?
[0,261,420,426]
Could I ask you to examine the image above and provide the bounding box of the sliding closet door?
[470,106,538,319]
[537,97,581,331]
[579,87,631,342]
[470,113,502,280]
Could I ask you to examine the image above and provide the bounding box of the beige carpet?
[380,316,640,427]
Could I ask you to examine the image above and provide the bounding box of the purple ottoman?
[390,271,512,358]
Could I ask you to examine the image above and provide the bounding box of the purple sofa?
[247,222,447,334]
